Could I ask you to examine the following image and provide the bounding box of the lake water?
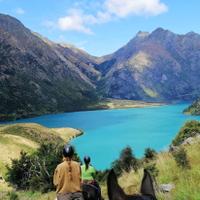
[8,103,200,170]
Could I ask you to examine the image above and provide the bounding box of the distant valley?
[1,13,200,120]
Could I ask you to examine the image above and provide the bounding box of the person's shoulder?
[90,165,96,171]
[56,161,66,169]
[72,160,80,166]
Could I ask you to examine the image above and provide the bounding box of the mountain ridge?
[98,27,200,101]
[0,13,100,120]
[1,13,200,120]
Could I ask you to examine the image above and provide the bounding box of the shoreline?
[0,99,165,122]
[86,98,165,111]
[53,127,84,143]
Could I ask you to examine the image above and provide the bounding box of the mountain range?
[1,13,200,120]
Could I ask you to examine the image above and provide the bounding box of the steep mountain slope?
[0,14,99,120]
[98,28,200,101]
[183,99,200,115]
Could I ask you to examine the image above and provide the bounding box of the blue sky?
[0,0,200,56]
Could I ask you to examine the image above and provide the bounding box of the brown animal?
[107,169,157,200]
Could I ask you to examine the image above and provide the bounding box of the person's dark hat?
[84,156,91,163]
[63,144,74,158]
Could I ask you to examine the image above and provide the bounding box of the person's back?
[81,164,96,182]
[81,156,101,200]
[54,159,81,194]
[53,145,83,200]
[81,156,96,183]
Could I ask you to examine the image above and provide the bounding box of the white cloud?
[15,8,25,15]
[48,0,168,34]
[104,0,168,17]
[57,9,94,34]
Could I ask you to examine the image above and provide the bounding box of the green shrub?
[172,147,190,169]
[8,191,19,200]
[7,143,80,192]
[172,120,200,146]
[144,148,157,161]
[112,146,139,176]
[96,170,110,183]
[6,151,32,190]
[144,163,159,179]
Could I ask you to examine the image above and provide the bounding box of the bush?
[144,163,159,179]
[172,120,200,146]
[96,169,110,183]
[6,151,32,190]
[8,191,19,200]
[172,147,190,169]
[112,146,139,176]
[7,143,80,192]
[144,148,157,161]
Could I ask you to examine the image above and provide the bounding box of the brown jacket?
[53,160,82,194]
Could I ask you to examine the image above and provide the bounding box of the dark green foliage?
[28,143,64,192]
[6,151,32,189]
[144,148,157,161]
[0,114,16,121]
[8,191,19,200]
[95,170,110,183]
[112,146,139,176]
[172,147,190,169]
[7,143,80,192]
[172,120,200,146]
[144,163,159,179]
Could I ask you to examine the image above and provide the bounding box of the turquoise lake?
[9,103,200,170]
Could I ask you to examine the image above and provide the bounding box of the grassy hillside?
[112,139,200,200]
[100,121,200,200]
[0,123,82,171]
[0,122,83,143]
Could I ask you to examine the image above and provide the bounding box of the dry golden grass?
[101,99,163,109]
[0,123,63,144]
[0,134,38,164]
[0,123,82,171]
[53,127,83,142]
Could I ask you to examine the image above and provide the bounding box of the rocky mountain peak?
[0,13,30,37]
[150,27,175,39]
[136,31,149,38]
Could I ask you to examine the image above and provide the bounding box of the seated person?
[53,145,83,200]
[81,156,101,200]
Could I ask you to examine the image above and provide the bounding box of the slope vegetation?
[100,120,200,200]
[183,99,200,115]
